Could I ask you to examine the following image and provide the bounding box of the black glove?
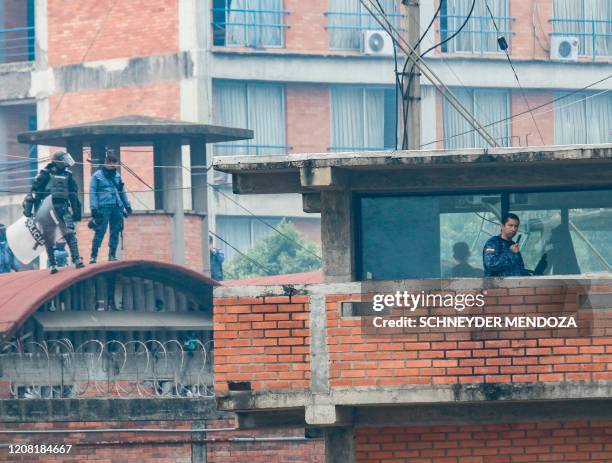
[22,195,34,217]
[125,206,133,216]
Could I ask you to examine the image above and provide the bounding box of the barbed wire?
[0,338,214,399]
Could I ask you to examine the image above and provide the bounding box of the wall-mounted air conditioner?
[362,30,394,56]
[550,36,579,61]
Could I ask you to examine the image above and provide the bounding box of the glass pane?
[439,194,502,278]
[510,190,612,275]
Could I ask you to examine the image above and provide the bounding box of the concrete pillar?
[154,138,185,265]
[66,139,84,213]
[90,140,106,176]
[190,138,210,275]
[321,190,354,282]
[325,427,355,463]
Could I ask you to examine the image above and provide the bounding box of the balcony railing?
[326,10,404,51]
[550,18,612,59]
[214,143,291,156]
[0,26,35,64]
[212,6,289,48]
[439,14,515,55]
[328,146,390,152]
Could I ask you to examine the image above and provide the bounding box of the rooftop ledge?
[215,274,612,299]
[213,144,612,194]
[218,381,612,427]
[213,144,612,174]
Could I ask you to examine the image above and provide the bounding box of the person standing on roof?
[22,150,85,274]
[89,151,132,263]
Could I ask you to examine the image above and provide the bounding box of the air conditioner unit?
[362,30,394,56]
[550,36,579,61]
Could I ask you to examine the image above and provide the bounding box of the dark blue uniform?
[482,235,526,277]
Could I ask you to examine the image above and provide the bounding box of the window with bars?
[330,86,397,151]
[552,0,612,58]
[442,88,510,149]
[212,0,288,48]
[439,0,513,54]
[326,0,401,50]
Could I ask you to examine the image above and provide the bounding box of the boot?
[46,247,58,274]
[89,246,98,264]
[108,246,118,262]
[66,234,85,269]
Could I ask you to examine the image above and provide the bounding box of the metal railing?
[214,143,291,156]
[439,14,515,55]
[550,18,612,59]
[328,146,391,152]
[326,10,404,51]
[0,26,35,64]
[212,6,289,48]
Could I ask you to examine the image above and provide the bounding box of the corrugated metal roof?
[0,260,218,338]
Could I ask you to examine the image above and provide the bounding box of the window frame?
[328,84,398,152]
[354,184,612,281]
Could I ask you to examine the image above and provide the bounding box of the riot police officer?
[22,150,85,274]
[482,213,527,277]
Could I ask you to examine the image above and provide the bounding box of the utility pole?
[402,0,421,150]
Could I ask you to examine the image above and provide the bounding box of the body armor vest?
[47,172,69,201]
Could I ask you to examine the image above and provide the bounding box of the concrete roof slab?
[18,115,253,147]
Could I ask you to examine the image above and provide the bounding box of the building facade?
[0,0,610,267]
[212,144,612,462]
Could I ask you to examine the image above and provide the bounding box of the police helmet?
[51,151,75,168]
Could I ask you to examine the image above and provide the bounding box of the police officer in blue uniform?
[483,213,527,277]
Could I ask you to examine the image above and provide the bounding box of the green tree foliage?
[224,220,321,279]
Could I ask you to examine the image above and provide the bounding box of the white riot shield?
[7,196,62,264]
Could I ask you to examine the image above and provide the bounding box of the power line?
[398,0,476,148]
[484,0,545,145]
[360,0,498,147]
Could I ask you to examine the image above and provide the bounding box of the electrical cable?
[360,0,498,147]
[400,0,475,147]
[484,0,545,145]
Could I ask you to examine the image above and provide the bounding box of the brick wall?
[2,419,324,462]
[327,286,611,388]
[355,419,612,463]
[47,0,179,66]
[286,83,331,154]
[214,295,311,393]
[511,90,555,146]
[214,281,612,392]
[284,0,329,53]
[75,212,205,271]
